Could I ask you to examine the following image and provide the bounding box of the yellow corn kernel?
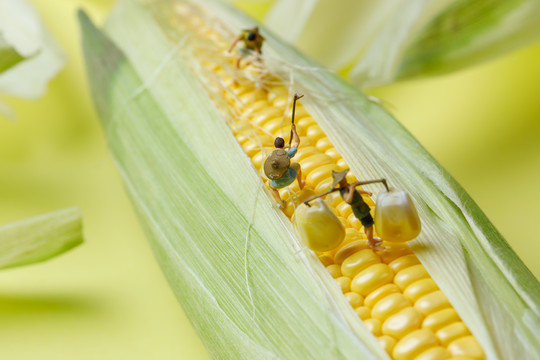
[415,347,451,360]
[436,322,469,346]
[371,293,411,321]
[378,335,397,354]
[394,264,430,290]
[388,254,421,273]
[364,283,401,308]
[336,200,354,218]
[404,279,439,302]
[336,276,351,292]
[355,306,371,320]
[306,124,325,141]
[447,336,484,359]
[382,307,422,339]
[341,249,380,278]
[318,254,334,267]
[305,163,341,188]
[315,137,334,152]
[351,263,394,296]
[326,264,342,278]
[414,291,451,316]
[364,318,382,336]
[300,153,333,175]
[294,146,320,161]
[392,329,439,360]
[334,240,370,264]
[344,292,364,308]
[422,309,461,332]
[374,189,421,243]
[294,200,345,251]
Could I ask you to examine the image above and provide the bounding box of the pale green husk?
[264,0,540,88]
[0,207,83,270]
[80,0,540,359]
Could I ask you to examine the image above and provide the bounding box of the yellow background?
[0,0,538,359]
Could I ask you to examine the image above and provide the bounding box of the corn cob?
[170,6,486,360]
[80,0,540,359]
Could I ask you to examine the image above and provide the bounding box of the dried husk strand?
[80,0,540,359]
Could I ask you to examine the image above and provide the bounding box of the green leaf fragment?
[0,32,26,74]
[0,207,83,270]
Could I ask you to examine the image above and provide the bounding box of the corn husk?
[0,207,83,270]
[0,0,65,111]
[79,0,540,359]
[264,0,540,88]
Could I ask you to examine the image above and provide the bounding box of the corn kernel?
[415,346,451,360]
[414,291,451,316]
[371,293,411,321]
[436,322,469,346]
[388,254,421,273]
[364,318,382,336]
[351,263,394,296]
[392,329,439,360]
[341,249,380,278]
[344,292,364,308]
[422,309,461,332]
[336,276,351,292]
[378,335,397,354]
[364,284,401,309]
[447,336,484,359]
[394,264,429,290]
[382,307,422,339]
[355,306,371,320]
[326,264,342,278]
[404,279,439,302]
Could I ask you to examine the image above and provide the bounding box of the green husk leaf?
[263,0,540,88]
[0,33,26,74]
[0,207,83,270]
[394,0,540,81]
[81,0,540,359]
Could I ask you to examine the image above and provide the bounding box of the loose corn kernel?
[178,9,485,359]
